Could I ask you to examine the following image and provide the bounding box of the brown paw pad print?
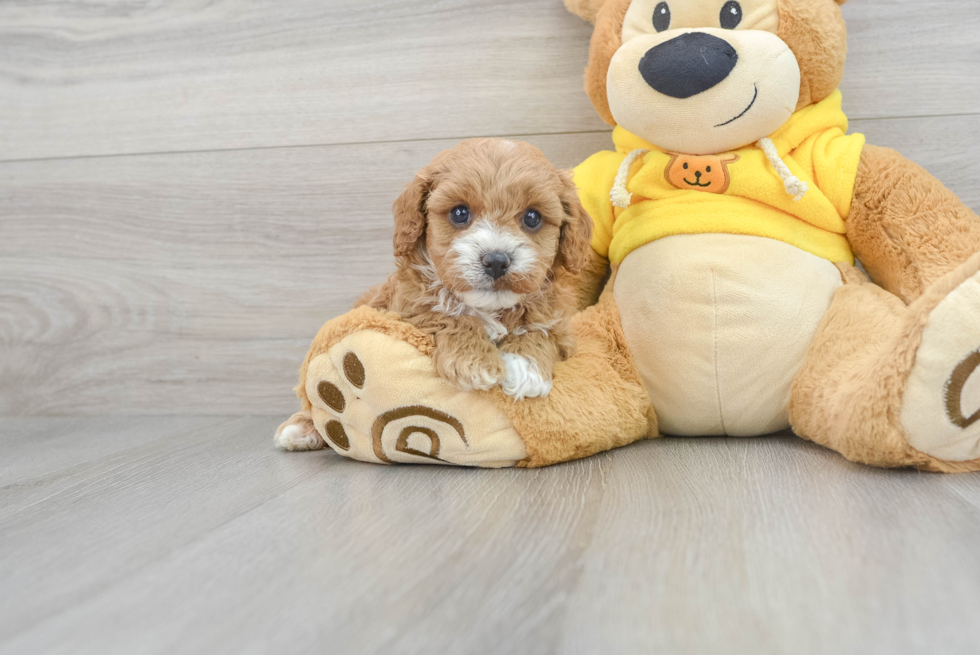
[946,349,980,429]
[314,350,468,463]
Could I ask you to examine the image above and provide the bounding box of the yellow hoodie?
[574,91,866,265]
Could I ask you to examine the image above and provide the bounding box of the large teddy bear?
[280,0,980,471]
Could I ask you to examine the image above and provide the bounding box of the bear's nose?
[638,32,738,99]
[482,252,511,280]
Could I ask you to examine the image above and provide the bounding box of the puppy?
[360,138,593,399]
[275,139,593,451]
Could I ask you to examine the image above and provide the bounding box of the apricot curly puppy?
[362,138,593,398]
[274,139,593,451]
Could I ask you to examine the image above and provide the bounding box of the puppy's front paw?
[436,352,507,392]
[501,353,553,400]
[274,412,327,451]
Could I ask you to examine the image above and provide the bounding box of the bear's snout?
[638,32,738,99]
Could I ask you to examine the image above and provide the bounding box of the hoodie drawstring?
[610,148,649,209]
[757,137,808,202]
[609,139,807,208]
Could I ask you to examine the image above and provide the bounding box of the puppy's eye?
[522,209,543,231]
[720,1,742,29]
[653,2,670,32]
[449,205,471,226]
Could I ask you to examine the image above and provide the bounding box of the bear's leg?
[284,287,653,468]
[501,287,656,468]
[848,145,980,304]
[790,255,980,471]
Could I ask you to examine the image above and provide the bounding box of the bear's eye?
[706,166,712,173]
[449,205,471,226]
[522,209,543,231]
[682,162,689,170]
[653,2,671,32]
[720,1,742,29]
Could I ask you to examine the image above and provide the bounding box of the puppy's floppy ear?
[555,170,594,274]
[392,169,433,258]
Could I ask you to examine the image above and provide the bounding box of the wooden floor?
[2,1,980,653]
[5,418,980,655]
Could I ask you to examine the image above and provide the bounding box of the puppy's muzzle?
[482,251,511,280]
[638,32,738,99]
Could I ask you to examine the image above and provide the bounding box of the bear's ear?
[778,0,849,109]
[564,0,606,23]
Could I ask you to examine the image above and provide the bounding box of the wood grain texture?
[3,118,979,416]
[3,3,980,653]
[2,417,980,654]
[0,0,977,161]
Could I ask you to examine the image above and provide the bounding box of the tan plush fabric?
[285,0,980,471]
[573,0,849,126]
[901,263,980,461]
[294,299,652,468]
[848,145,980,304]
[583,0,633,126]
[791,256,980,473]
[304,331,527,468]
[563,0,606,23]
[615,234,842,436]
[561,246,611,312]
[296,306,435,412]
[505,284,655,468]
[776,0,848,111]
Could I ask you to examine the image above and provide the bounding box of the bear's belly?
[614,234,843,436]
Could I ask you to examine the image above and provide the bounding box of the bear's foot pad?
[903,268,980,462]
[306,330,526,468]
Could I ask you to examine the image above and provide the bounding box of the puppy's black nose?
[482,252,511,280]
[638,32,738,99]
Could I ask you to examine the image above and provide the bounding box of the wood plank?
[841,0,980,121]
[559,437,980,655]
[0,0,603,161]
[3,118,978,416]
[2,417,980,654]
[0,131,610,417]
[0,416,228,491]
[0,0,977,161]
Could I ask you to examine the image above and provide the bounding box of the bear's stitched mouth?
[715,84,759,128]
[683,178,712,188]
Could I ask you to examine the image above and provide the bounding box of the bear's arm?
[558,247,610,311]
[846,144,980,304]
[569,149,625,309]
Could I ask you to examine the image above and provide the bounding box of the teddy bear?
[278,0,980,471]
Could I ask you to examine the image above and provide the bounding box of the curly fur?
[359,139,592,394]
